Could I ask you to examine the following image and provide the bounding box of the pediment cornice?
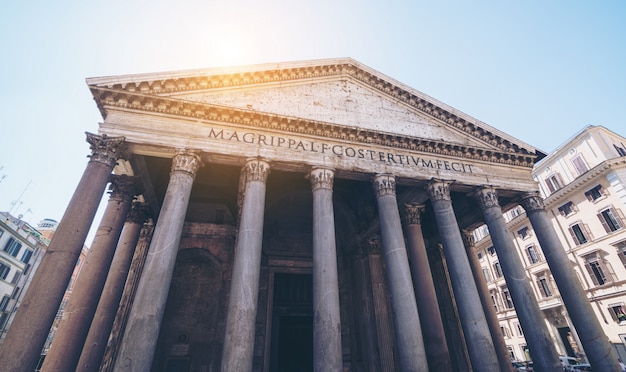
[90,84,538,168]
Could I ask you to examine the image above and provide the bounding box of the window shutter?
[615,208,626,228]
[598,212,612,233]
[568,226,579,245]
[605,261,618,282]
[584,262,600,285]
[583,223,594,240]
[525,248,533,264]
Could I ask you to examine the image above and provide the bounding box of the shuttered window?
[568,222,592,245]
[598,207,625,233]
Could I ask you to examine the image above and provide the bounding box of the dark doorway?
[269,273,313,372]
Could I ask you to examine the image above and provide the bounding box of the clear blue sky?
[0,0,624,244]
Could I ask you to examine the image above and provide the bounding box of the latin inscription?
[208,128,474,173]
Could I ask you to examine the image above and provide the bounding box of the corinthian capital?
[86,132,128,167]
[403,203,425,225]
[520,191,545,212]
[171,151,203,177]
[426,179,452,201]
[108,175,142,203]
[309,167,334,191]
[126,202,151,224]
[243,158,270,183]
[474,186,500,210]
[372,174,396,197]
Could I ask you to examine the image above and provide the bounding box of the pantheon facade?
[0,59,619,371]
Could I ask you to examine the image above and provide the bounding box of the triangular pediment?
[87,58,543,162]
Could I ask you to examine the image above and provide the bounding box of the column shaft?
[462,230,513,372]
[100,224,154,372]
[476,187,560,371]
[78,204,150,371]
[373,174,427,371]
[521,192,621,372]
[113,152,202,371]
[404,204,452,371]
[0,133,126,372]
[221,158,270,372]
[42,175,139,372]
[309,168,342,371]
[426,180,499,371]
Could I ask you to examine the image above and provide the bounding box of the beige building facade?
[0,59,622,371]
[472,125,626,363]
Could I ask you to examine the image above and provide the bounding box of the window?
[571,155,589,176]
[525,245,543,264]
[517,227,531,240]
[609,304,626,323]
[500,325,510,338]
[545,173,564,193]
[568,222,591,245]
[615,241,626,268]
[493,262,503,278]
[482,267,492,282]
[20,249,33,264]
[536,272,554,298]
[0,295,9,311]
[10,271,20,285]
[558,201,577,217]
[3,237,22,257]
[598,207,625,233]
[487,246,496,256]
[477,251,484,261]
[614,144,626,157]
[583,252,616,286]
[501,287,514,309]
[490,289,500,312]
[585,185,605,202]
[0,263,10,280]
[515,322,524,336]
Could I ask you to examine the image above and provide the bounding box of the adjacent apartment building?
[473,125,626,363]
[0,213,49,342]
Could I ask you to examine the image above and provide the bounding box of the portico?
[1,58,616,371]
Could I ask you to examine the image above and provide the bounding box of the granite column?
[475,187,560,371]
[461,230,513,372]
[403,203,452,371]
[78,203,151,371]
[0,133,127,372]
[309,167,343,371]
[42,175,140,372]
[426,179,499,371]
[521,192,621,372]
[372,174,427,371]
[221,158,270,371]
[113,151,202,371]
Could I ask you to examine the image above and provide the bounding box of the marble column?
[113,151,202,371]
[309,167,342,371]
[0,133,127,372]
[78,203,151,372]
[461,230,513,372]
[521,192,621,372]
[425,179,499,371]
[475,187,561,371]
[372,174,427,371]
[404,203,452,371]
[221,158,270,372]
[42,175,140,372]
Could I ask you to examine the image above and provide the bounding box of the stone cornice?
[89,85,538,168]
[88,61,541,161]
[543,157,626,207]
